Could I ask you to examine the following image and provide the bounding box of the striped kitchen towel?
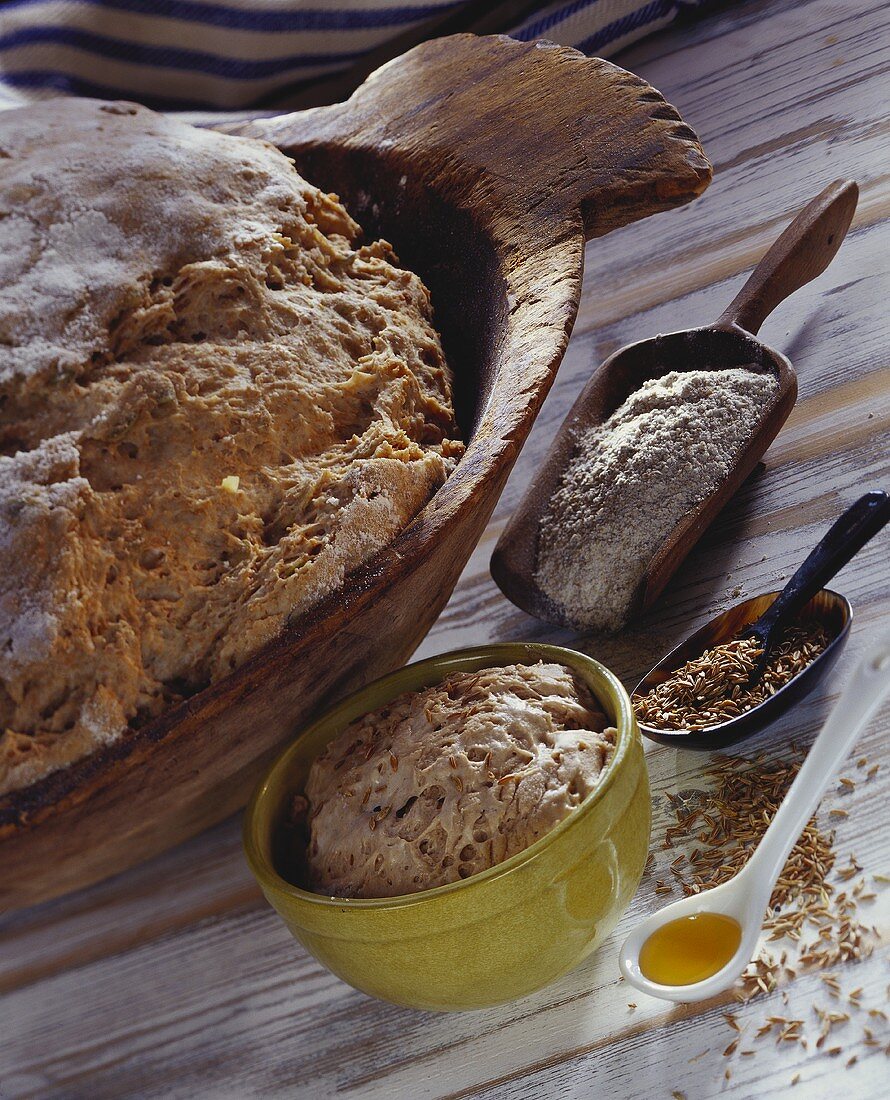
[0,1,714,115]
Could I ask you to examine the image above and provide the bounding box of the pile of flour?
[535,367,777,632]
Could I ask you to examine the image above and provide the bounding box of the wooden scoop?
[491,179,860,630]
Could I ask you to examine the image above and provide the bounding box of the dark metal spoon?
[742,491,890,683]
[633,491,889,749]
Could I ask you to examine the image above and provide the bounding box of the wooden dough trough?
[0,33,710,908]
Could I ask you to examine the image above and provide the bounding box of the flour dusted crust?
[304,662,616,898]
[0,99,463,795]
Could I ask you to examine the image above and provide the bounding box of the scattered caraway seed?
[633,624,829,730]
[647,747,885,1072]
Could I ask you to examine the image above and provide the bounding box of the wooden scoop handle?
[230,34,711,241]
[718,179,858,335]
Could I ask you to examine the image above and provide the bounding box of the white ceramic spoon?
[619,633,890,1003]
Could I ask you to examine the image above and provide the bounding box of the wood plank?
[1,0,888,1096]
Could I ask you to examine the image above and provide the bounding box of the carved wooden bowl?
[0,33,710,908]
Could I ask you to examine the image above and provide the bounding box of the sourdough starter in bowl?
[300,661,616,898]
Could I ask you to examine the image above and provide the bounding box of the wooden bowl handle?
[717,179,859,335]
[232,34,711,241]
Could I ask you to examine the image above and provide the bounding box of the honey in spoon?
[638,912,742,986]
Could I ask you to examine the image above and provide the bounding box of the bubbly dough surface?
[0,99,463,795]
[304,662,616,898]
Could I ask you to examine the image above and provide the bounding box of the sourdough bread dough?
[0,99,463,795]
[304,662,616,898]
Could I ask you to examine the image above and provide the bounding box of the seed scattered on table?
[647,748,883,1072]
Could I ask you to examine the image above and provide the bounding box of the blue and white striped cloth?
[0,1,711,115]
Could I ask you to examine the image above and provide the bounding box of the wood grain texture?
[1,0,888,1097]
[0,33,709,909]
[716,179,859,335]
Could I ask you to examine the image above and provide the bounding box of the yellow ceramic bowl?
[243,643,651,1011]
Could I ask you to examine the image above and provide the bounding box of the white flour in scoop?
[535,366,777,632]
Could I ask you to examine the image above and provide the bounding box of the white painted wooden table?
[2,0,888,1096]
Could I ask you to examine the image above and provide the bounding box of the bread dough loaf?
[304,662,616,898]
[0,99,463,795]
